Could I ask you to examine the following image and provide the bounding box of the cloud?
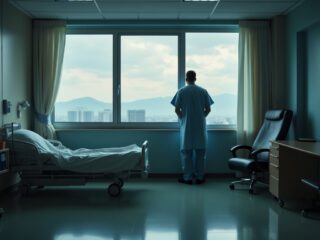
[120,36,178,100]
[186,43,238,96]
[57,68,113,102]
[57,33,238,102]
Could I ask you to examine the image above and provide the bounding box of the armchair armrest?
[251,148,270,160]
[230,145,252,157]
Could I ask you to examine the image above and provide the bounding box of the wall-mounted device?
[17,100,30,118]
[2,99,11,114]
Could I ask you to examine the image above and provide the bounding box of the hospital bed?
[6,126,149,197]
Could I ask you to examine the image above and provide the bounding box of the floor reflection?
[145,229,179,240]
[206,228,238,240]
[55,234,113,240]
[1,180,320,240]
[268,207,279,240]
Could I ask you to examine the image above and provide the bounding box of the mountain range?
[55,94,237,118]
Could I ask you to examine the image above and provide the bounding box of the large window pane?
[121,36,178,122]
[186,33,238,125]
[55,35,113,122]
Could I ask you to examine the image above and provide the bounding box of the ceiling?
[9,0,305,20]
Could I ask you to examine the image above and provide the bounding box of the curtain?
[33,20,66,139]
[237,21,272,145]
[271,16,287,109]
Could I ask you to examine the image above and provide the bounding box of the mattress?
[9,129,142,173]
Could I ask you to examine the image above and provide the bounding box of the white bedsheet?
[11,129,142,173]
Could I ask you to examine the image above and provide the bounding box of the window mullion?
[113,33,121,125]
[178,32,186,89]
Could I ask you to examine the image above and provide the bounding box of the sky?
[56,33,238,103]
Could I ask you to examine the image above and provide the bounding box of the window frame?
[53,22,239,130]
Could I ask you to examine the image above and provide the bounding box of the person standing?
[171,70,214,184]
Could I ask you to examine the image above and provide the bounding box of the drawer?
[269,175,279,197]
[269,163,279,179]
[270,145,279,157]
[269,155,279,166]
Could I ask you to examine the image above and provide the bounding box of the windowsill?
[55,127,237,132]
[54,122,237,132]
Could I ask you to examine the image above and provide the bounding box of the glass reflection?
[55,233,113,240]
[207,228,237,240]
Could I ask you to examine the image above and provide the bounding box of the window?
[54,26,238,129]
[55,34,113,122]
[121,36,178,122]
[186,33,238,125]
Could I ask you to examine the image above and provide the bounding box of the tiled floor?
[0,178,319,240]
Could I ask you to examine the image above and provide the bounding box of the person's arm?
[175,107,182,119]
[204,91,213,117]
[204,107,211,117]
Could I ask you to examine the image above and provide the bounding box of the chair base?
[229,172,263,194]
[229,178,257,194]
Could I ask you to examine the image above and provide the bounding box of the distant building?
[128,109,145,122]
[98,109,112,122]
[83,110,94,122]
[67,110,81,122]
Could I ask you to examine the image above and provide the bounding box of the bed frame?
[14,141,149,197]
[5,125,149,197]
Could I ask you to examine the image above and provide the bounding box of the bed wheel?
[108,183,121,197]
[116,178,124,188]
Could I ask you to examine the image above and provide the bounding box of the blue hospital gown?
[171,85,214,150]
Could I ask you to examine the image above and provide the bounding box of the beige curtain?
[33,20,66,139]
[237,21,272,144]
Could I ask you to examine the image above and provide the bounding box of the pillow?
[10,129,53,153]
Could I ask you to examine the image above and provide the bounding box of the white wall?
[0,0,32,190]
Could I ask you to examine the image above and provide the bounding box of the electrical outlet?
[2,99,11,114]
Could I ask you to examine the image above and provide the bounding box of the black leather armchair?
[228,109,293,194]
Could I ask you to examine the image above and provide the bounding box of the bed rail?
[141,140,149,177]
[2,123,21,140]
[8,133,149,197]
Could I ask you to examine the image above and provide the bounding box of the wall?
[286,0,320,139]
[57,130,236,174]
[305,23,320,138]
[1,0,32,128]
[0,0,32,190]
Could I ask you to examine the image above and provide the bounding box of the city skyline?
[55,94,237,124]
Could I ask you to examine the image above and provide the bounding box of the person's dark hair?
[186,70,196,82]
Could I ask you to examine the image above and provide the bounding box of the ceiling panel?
[103,13,140,20]
[217,1,296,13]
[13,1,98,12]
[139,13,182,19]
[98,2,181,12]
[32,12,103,20]
[9,0,304,20]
